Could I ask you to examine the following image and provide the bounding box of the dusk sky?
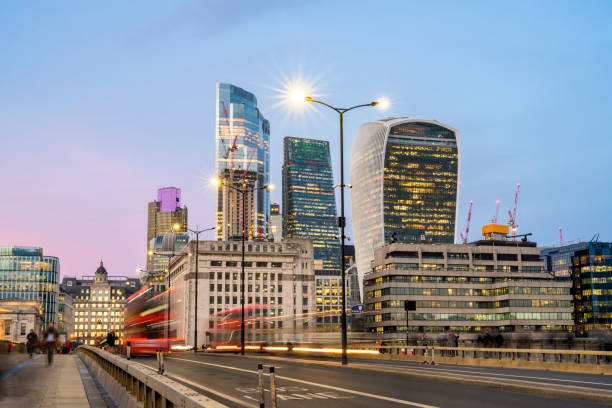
[1,1,611,279]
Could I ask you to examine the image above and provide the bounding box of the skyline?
[1,1,611,278]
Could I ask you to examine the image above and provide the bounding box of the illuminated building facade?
[61,262,140,345]
[568,242,612,333]
[147,187,188,270]
[0,246,59,328]
[215,83,270,241]
[283,137,343,327]
[364,232,573,339]
[350,118,459,296]
[270,202,283,242]
[58,287,74,342]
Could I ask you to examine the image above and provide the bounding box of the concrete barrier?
[77,345,226,408]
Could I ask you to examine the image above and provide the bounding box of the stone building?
[167,239,316,347]
[0,300,43,342]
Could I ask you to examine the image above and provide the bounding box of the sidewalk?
[0,353,91,408]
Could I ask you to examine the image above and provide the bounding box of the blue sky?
[1,1,611,277]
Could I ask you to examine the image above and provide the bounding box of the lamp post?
[215,177,272,355]
[303,96,384,365]
[185,226,215,352]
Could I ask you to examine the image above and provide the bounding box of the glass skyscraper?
[283,137,343,327]
[216,83,270,241]
[0,246,60,328]
[350,118,459,295]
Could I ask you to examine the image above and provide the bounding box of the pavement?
[0,353,94,408]
[133,352,612,408]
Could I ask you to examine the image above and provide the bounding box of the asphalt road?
[134,353,612,408]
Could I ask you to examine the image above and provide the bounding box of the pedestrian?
[42,322,59,365]
[26,329,38,358]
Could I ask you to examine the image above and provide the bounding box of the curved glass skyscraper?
[350,118,460,294]
[215,83,270,241]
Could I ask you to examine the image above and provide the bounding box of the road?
[133,352,612,408]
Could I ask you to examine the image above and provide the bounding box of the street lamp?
[302,95,388,365]
[185,225,215,351]
[214,176,273,355]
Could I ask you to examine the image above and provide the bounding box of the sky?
[1,1,611,279]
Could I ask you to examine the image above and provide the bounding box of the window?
[20,323,26,336]
[211,261,222,267]
[272,262,282,268]
[256,262,268,268]
[226,261,237,267]
[4,323,10,336]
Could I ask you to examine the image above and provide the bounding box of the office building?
[270,202,283,242]
[147,187,188,270]
[0,246,60,328]
[215,83,270,241]
[148,232,190,274]
[61,262,140,345]
[283,137,343,327]
[351,118,460,296]
[552,242,612,333]
[541,243,591,279]
[364,224,573,340]
[167,239,316,347]
[0,300,43,342]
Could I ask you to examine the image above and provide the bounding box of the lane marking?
[0,355,41,382]
[169,356,438,408]
[366,362,612,387]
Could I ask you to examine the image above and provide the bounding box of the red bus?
[206,304,270,349]
[124,284,184,354]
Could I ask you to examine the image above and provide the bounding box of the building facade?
[364,228,573,340]
[0,300,43,343]
[61,262,140,345]
[270,202,283,242]
[58,287,74,343]
[350,118,460,297]
[215,83,270,241]
[541,242,590,279]
[0,246,59,328]
[167,239,316,347]
[568,242,612,333]
[148,233,190,274]
[147,187,188,270]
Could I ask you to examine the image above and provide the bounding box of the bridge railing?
[77,345,221,408]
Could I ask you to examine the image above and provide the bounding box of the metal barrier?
[77,345,223,408]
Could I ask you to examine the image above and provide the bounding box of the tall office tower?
[350,118,459,295]
[215,83,270,241]
[283,137,343,327]
[269,202,283,242]
[146,187,188,270]
[0,246,60,328]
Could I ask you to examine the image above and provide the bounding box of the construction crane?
[459,201,473,244]
[559,226,564,247]
[507,183,520,241]
[492,200,500,223]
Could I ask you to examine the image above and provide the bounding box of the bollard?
[156,350,161,374]
[269,366,278,408]
[258,364,265,408]
[160,351,165,374]
[430,346,436,365]
[127,342,131,360]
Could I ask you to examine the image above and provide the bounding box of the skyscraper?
[350,118,459,295]
[215,83,270,241]
[269,202,283,242]
[283,137,343,327]
[146,187,188,270]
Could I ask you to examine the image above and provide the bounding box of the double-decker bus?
[207,304,270,349]
[124,284,184,354]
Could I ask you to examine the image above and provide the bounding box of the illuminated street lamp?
[185,225,215,351]
[213,177,273,355]
[296,93,388,365]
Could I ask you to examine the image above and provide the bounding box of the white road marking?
[367,362,612,387]
[169,356,439,408]
[128,359,248,408]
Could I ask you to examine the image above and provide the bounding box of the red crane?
[507,183,520,241]
[492,200,500,224]
[459,200,473,244]
[559,226,564,247]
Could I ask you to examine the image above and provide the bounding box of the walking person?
[26,329,38,358]
[42,322,59,365]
